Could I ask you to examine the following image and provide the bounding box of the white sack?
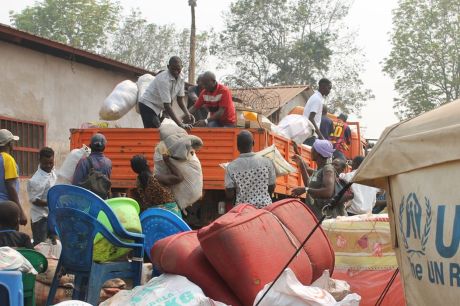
[0,247,37,275]
[159,119,203,160]
[34,239,62,260]
[56,145,91,184]
[311,270,352,302]
[100,80,138,120]
[254,269,361,306]
[136,74,155,113]
[101,274,228,306]
[256,144,296,177]
[272,114,315,144]
[154,143,203,210]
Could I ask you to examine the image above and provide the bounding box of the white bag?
[0,247,37,275]
[256,144,296,177]
[154,144,203,210]
[101,274,228,306]
[56,145,91,184]
[272,114,315,144]
[136,74,155,113]
[311,270,352,302]
[34,239,62,259]
[254,269,361,306]
[100,80,138,120]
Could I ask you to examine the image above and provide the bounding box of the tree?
[188,0,197,83]
[384,0,460,119]
[106,9,214,77]
[10,0,120,52]
[219,0,373,115]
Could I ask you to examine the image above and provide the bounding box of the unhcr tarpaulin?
[353,99,460,305]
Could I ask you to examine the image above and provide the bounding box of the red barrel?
[198,205,313,306]
[151,231,242,306]
[265,198,335,281]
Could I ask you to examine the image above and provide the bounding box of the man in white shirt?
[139,56,194,129]
[303,78,332,146]
[340,156,379,215]
[27,147,57,245]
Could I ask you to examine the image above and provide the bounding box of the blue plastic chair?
[48,185,124,233]
[0,271,24,306]
[140,208,191,261]
[46,186,144,306]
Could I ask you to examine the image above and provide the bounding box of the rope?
[375,268,399,306]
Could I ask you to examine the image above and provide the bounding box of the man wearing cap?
[72,133,112,196]
[0,129,27,225]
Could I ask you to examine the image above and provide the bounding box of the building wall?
[0,41,143,235]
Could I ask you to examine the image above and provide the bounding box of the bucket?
[93,197,142,262]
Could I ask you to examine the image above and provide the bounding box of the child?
[0,200,33,248]
[27,147,57,245]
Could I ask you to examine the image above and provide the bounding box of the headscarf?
[313,139,335,158]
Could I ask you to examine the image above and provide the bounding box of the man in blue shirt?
[320,105,333,141]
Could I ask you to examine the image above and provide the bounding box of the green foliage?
[219,0,373,115]
[10,0,120,51]
[106,9,214,75]
[384,0,460,119]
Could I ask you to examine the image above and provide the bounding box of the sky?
[1,0,399,138]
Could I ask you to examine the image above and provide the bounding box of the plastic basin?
[93,197,142,262]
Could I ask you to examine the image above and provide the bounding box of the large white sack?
[100,80,138,120]
[272,114,315,144]
[0,247,37,275]
[154,142,203,210]
[136,74,155,113]
[254,268,361,306]
[56,145,91,184]
[256,144,296,177]
[101,274,228,306]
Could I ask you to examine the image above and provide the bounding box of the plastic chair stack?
[16,249,48,306]
[46,185,145,306]
[0,270,24,306]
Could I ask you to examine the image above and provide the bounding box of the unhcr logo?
[398,193,460,287]
[399,193,432,256]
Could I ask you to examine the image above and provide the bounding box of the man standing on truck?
[139,56,194,129]
[225,130,276,208]
[320,104,333,141]
[330,113,352,161]
[303,78,332,145]
[189,71,237,127]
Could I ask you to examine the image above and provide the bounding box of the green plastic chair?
[17,249,48,306]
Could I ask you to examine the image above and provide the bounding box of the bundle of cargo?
[153,120,204,210]
[322,214,405,306]
[151,199,336,306]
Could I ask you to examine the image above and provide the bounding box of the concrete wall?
[0,41,143,235]
[278,91,313,120]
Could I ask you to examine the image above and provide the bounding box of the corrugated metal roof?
[231,85,313,116]
[0,23,153,78]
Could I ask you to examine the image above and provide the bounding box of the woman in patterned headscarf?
[130,155,183,218]
[291,139,346,219]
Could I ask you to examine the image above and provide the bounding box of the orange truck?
[70,126,366,227]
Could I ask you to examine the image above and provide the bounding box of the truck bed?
[70,127,313,196]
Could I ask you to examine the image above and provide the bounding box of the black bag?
[79,157,111,199]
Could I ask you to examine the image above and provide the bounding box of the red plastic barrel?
[264,198,335,281]
[151,231,242,306]
[197,205,313,306]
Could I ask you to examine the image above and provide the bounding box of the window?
[0,116,46,177]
